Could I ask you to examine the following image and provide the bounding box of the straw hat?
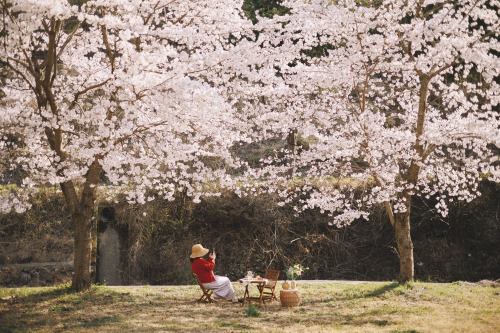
[190,244,209,258]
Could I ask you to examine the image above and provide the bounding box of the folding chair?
[193,273,214,303]
[262,269,280,302]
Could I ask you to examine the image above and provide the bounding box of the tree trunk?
[59,179,96,291]
[72,213,93,290]
[60,160,101,291]
[394,211,414,283]
[286,128,297,178]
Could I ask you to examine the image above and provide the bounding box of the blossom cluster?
[0,0,498,228]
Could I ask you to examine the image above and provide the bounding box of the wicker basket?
[280,289,301,307]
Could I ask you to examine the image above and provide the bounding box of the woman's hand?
[209,251,216,259]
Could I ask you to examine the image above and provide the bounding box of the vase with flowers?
[280,264,308,307]
[284,264,308,289]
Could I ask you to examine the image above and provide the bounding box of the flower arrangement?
[285,264,308,280]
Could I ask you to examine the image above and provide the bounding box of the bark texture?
[394,211,414,283]
[60,160,102,291]
[72,214,93,290]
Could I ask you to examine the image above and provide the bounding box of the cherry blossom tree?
[234,0,500,282]
[0,0,252,290]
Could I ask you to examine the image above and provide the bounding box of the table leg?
[242,285,250,305]
[257,283,266,307]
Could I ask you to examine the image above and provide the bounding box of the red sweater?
[191,257,216,283]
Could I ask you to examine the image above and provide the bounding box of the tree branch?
[56,20,82,59]
[69,78,111,110]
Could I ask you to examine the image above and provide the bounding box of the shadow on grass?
[363,282,400,298]
[72,315,123,328]
[0,285,136,332]
[306,282,400,304]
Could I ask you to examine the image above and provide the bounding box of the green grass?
[0,281,499,332]
[0,184,21,194]
[245,304,260,317]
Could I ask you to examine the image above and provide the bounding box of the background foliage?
[1,180,498,285]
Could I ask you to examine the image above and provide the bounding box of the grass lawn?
[1,281,499,332]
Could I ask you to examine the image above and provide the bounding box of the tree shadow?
[306,282,400,304]
[363,282,400,298]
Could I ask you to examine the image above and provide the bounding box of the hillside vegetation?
[1,181,499,285]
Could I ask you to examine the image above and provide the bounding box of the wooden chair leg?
[271,287,277,301]
[201,290,213,303]
[262,286,278,302]
[193,273,214,304]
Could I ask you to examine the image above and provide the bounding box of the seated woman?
[190,244,241,303]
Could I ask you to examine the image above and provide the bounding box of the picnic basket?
[280,289,301,307]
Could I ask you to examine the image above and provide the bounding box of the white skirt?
[203,275,236,301]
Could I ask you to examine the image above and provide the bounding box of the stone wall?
[0,261,73,287]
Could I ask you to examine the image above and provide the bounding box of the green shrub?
[245,304,260,317]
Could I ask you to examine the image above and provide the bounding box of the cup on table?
[247,271,253,279]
